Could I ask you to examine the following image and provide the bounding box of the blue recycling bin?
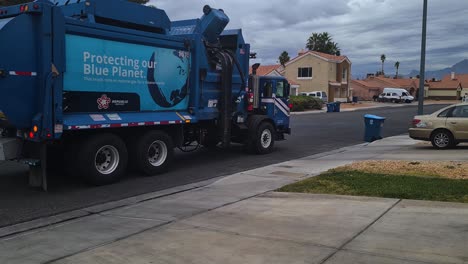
[326,103,335,112]
[334,102,341,112]
[364,114,386,142]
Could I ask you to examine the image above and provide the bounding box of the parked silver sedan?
[409,103,468,149]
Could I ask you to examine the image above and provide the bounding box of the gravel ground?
[333,160,468,179]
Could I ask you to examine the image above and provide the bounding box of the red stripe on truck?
[9,71,37,76]
[66,120,183,130]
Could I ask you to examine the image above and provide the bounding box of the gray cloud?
[149,0,468,77]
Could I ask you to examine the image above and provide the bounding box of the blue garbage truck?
[0,0,291,188]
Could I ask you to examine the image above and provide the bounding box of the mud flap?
[27,144,48,191]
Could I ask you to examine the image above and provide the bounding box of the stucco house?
[427,73,468,100]
[351,76,421,100]
[279,50,352,102]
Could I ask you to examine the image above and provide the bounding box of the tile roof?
[309,51,348,62]
[285,50,350,67]
[351,77,421,92]
[425,73,468,89]
[375,77,420,89]
[287,79,299,86]
[249,64,281,76]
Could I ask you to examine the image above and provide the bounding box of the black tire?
[74,133,128,186]
[431,130,455,149]
[129,130,174,176]
[248,121,275,154]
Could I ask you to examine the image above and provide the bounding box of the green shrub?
[289,95,324,112]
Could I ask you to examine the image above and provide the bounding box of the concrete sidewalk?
[1,136,468,264]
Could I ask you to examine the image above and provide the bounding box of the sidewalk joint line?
[44,189,277,264]
[0,185,204,240]
[319,199,402,264]
[342,248,440,264]
[185,223,337,251]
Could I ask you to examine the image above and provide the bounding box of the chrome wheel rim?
[95,145,119,175]
[434,133,449,147]
[260,129,272,149]
[147,140,168,167]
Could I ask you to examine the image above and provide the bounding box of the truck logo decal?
[147,52,188,108]
[97,94,111,110]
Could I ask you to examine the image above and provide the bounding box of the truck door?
[259,79,290,128]
[273,80,290,127]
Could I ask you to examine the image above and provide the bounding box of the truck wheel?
[250,122,275,154]
[130,130,174,176]
[76,133,128,186]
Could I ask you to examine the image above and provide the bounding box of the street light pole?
[418,0,428,115]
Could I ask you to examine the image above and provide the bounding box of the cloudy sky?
[149,0,468,78]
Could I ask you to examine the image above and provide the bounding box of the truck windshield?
[0,18,14,30]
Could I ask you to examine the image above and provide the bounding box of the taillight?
[288,103,293,109]
[20,4,28,12]
[412,119,421,126]
[246,92,254,111]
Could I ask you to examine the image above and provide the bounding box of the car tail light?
[412,119,421,126]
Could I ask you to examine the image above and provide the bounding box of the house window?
[342,68,348,81]
[297,67,312,79]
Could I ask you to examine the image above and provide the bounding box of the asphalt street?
[0,104,446,228]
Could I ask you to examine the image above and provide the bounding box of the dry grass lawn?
[334,160,468,180]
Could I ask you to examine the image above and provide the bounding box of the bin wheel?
[129,130,174,176]
[75,133,128,186]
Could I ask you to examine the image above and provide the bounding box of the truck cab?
[254,76,290,133]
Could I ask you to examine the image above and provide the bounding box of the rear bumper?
[408,128,432,140]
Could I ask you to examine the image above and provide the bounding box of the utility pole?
[418,0,428,115]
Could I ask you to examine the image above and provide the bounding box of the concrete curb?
[0,177,222,239]
[0,141,372,239]
[290,102,447,115]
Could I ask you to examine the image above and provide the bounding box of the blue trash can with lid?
[326,103,335,112]
[364,114,386,142]
[334,102,341,112]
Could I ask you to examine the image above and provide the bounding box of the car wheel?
[431,130,454,149]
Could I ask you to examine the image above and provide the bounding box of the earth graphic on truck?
[147,50,190,108]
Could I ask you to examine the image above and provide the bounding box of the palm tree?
[278,51,290,67]
[394,61,400,79]
[380,54,386,75]
[306,32,340,55]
